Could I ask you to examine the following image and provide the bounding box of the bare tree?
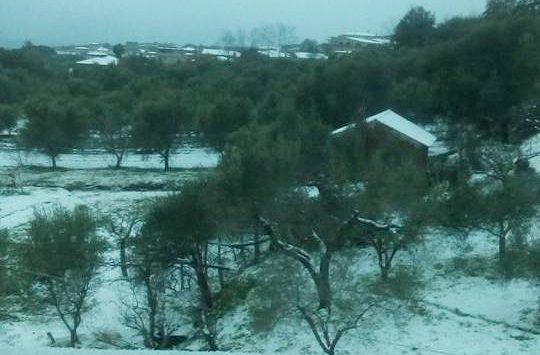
[122,261,184,349]
[355,217,405,280]
[250,23,297,52]
[106,210,143,278]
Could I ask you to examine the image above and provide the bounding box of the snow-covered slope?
[0,158,539,355]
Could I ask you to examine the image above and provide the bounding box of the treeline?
[0,1,539,171]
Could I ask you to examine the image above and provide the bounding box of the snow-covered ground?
[0,149,539,355]
[0,347,255,355]
[0,143,219,170]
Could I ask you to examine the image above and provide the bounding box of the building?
[76,55,118,66]
[328,32,393,54]
[201,48,241,61]
[294,52,328,60]
[331,109,438,168]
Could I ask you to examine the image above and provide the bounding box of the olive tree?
[0,104,18,134]
[20,97,87,168]
[19,206,106,347]
[260,187,376,355]
[0,229,11,319]
[93,91,135,168]
[136,180,221,350]
[443,143,540,262]
[132,95,186,171]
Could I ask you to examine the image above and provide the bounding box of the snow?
[0,187,85,229]
[330,122,357,135]
[346,36,391,45]
[428,140,452,156]
[330,109,439,148]
[0,146,219,170]
[88,51,109,57]
[294,52,328,60]
[366,109,437,147]
[77,56,118,66]
[201,49,241,58]
[522,133,540,171]
[331,110,440,147]
[343,32,379,37]
[0,347,256,355]
[1,145,539,354]
[257,49,289,58]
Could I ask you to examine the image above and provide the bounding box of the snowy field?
[0,145,539,354]
[0,141,219,170]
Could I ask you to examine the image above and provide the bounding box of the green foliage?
[0,104,18,132]
[21,205,106,280]
[132,93,188,169]
[359,156,429,219]
[215,277,257,316]
[113,44,126,59]
[138,180,217,265]
[19,205,106,346]
[247,257,299,333]
[197,95,254,149]
[20,96,88,167]
[394,6,436,48]
[299,39,319,53]
[218,122,301,211]
[0,229,9,297]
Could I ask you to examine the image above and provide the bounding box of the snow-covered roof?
[331,123,357,135]
[202,48,241,57]
[343,32,379,37]
[76,55,118,66]
[295,52,328,60]
[331,109,437,147]
[346,37,391,45]
[87,51,108,57]
[366,110,437,147]
[258,49,290,58]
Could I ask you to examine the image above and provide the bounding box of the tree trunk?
[316,251,332,311]
[204,332,218,351]
[51,155,57,169]
[217,239,225,290]
[194,251,213,310]
[193,248,217,350]
[115,153,123,169]
[119,238,128,278]
[69,329,78,347]
[381,265,390,281]
[162,150,170,171]
[253,233,261,264]
[499,233,507,261]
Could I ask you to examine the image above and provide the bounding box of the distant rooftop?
[345,36,391,45]
[343,32,380,37]
[76,55,118,66]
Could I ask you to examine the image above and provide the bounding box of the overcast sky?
[0,0,487,48]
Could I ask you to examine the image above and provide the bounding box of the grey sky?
[0,0,487,48]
